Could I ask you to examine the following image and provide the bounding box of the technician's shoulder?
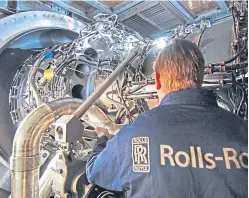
[116,106,167,142]
[116,123,144,140]
[217,107,247,128]
[130,105,170,126]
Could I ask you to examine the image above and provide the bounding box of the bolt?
[57,169,63,174]
[42,153,47,158]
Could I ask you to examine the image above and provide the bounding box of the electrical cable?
[129,84,147,94]
[197,27,207,48]
[208,40,247,67]
[96,191,114,198]
[116,80,133,123]
[217,98,233,112]
[106,91,135,121]
[100,192,114,198]
[235,82,246,115]
[228,86,237,113]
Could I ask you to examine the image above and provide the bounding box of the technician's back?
[86,39,248,197]
[112,88,248,198]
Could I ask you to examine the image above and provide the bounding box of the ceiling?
[0,0,231,38]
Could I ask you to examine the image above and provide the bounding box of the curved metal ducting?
[0,11,86,54]
[7,29,78,49]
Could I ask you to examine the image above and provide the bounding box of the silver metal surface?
[118,1,159,22]
[54,115,84,143]
[39,153,60,198]
[0,162,11,192]
[0,11,86,55]
[73,44,144,118]
[52,152,68,198]
[9,13,143,126]
[113,1,144,14]
[0,1,15,14]
[28,53,46,106]
[44,1,92,22]
[40,150,50,167]
[10,98,83,198]
[122,15,160,37]
[84,0,112,14]
[118,1,185,38]
[0,153,9,168]
[125,93,158,99]
[167,1,194,22]
[3,6,244,198]
[83,105,123,135]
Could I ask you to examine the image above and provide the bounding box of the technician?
[86,39,248,198]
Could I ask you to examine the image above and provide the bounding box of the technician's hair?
[154,39,205,93]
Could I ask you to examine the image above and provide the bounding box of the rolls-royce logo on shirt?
[132,137,150,173]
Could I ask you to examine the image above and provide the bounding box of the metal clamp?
[54,115,85,144]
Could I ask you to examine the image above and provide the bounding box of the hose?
[228,86,237,113]
[208,40,247,67]
[235,82,246,115]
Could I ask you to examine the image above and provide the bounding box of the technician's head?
[154,39,205,101]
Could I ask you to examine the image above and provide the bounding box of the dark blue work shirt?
[86,88,248,198]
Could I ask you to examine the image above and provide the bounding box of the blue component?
[211,11,232,23]
[195,11,232,25]
[169,1,195,23]
[114,1,144,14]
[45,51,54,58]
[216,0,229,11]
[84,0,112,14]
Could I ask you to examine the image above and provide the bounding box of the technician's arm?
[86,134,124,191]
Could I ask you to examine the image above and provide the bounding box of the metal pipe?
[125,93,158,99]
[28,66,42,106]
[10,98,83,198]
[83,105,124,135]
[11,45,144,198]
[73,44,144,118]
[28,53,46,106]
[39,153,61,198]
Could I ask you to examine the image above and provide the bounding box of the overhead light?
[153,37,166,49]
